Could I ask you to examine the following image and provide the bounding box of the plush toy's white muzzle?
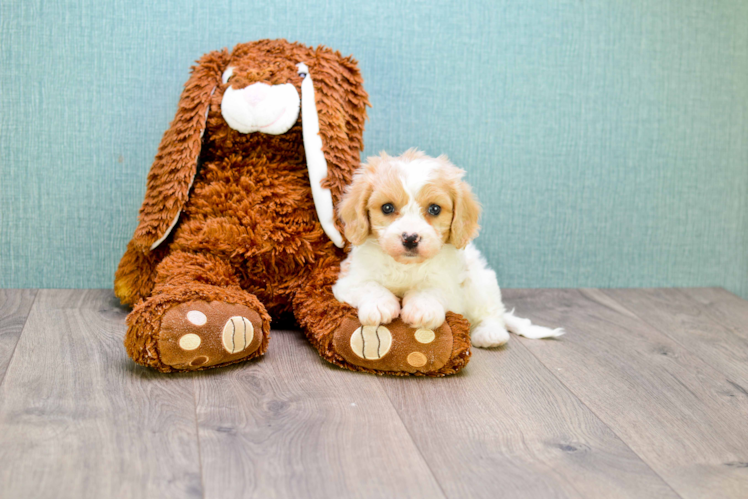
[221,82,300,135]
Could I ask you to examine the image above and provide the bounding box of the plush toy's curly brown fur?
[115,39,472,375]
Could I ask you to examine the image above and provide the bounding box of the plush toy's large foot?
[155,300,265,370]
[125,285,271,373]
[330,313,471,376]
[293,262,472,377]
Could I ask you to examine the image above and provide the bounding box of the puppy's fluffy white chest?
[340,237,470,309]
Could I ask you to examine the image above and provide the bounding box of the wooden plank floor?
[0,288,747,498]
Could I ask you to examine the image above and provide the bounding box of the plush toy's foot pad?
[157,300,264,370]
[333,317,454,374]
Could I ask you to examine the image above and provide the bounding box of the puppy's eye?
[427,204,441,216]
[381,203,395,214]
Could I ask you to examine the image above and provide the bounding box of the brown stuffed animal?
[115,39,472,375]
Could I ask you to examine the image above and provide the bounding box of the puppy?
[332,149,563,347]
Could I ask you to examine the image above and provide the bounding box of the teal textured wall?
[1,0,747,297]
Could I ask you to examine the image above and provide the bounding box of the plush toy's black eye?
[298,72,307,78]
[381,203,395,214]
[428,204,441,216]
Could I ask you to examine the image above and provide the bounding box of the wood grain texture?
[680,287,748,342]
[194,329,444,498]
[602,288,748,388]
[504,288,748,498]
[2,287,748,498]
[379,342,677,498]
[0,289,37,386]
[0,289,203,498]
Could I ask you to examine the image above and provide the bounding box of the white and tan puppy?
[332,149,563,347]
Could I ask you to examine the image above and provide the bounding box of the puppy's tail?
[503,309,565,339]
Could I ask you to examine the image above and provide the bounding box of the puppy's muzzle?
[401,233,420,250]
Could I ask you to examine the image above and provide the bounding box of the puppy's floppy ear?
[131,49,230,252]
[338,169,373,246]
[449,176,481,250]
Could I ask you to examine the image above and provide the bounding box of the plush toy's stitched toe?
[349,325,393,360]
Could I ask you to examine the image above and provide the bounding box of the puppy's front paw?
[471,318,510,348]
[401,296,445,330]
[358,294,400,326]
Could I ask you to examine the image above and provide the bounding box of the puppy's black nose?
[401,232,420,250]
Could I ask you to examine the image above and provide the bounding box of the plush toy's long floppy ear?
[303,48,370,246]
[131,49,230,252]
